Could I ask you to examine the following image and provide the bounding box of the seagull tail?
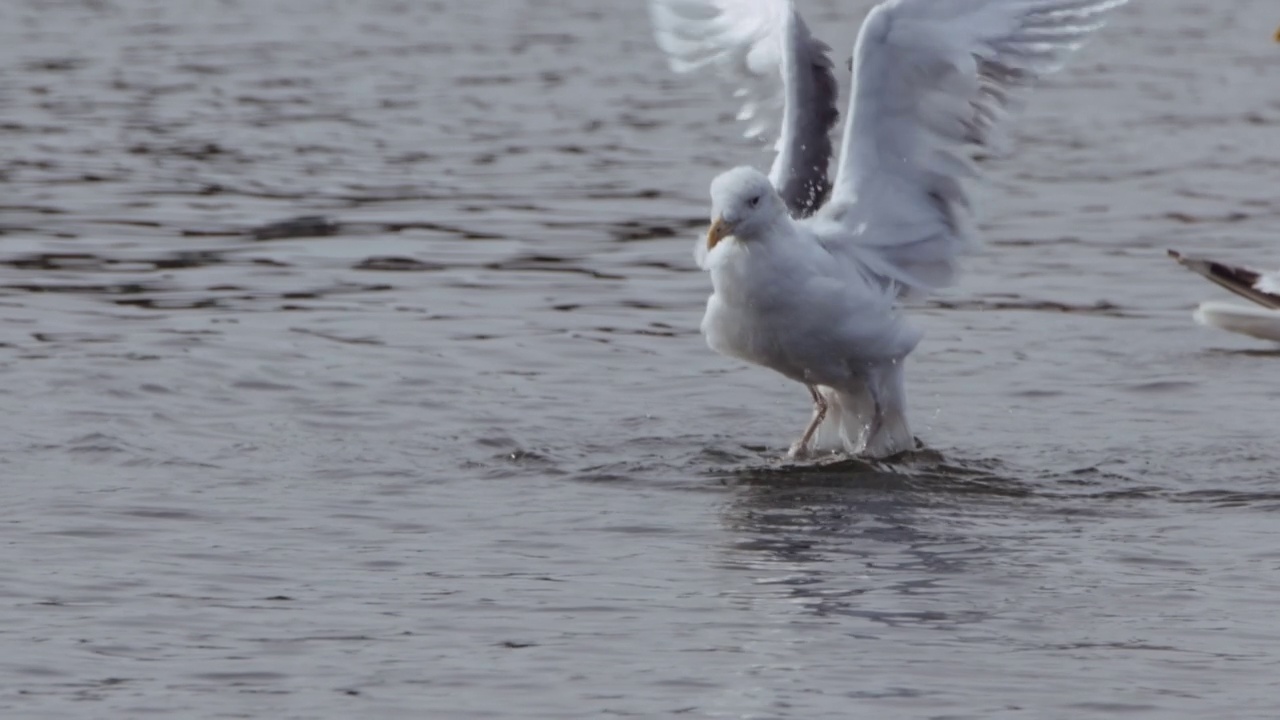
[812,363,914,459]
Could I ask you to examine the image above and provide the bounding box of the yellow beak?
[707,217,732,251]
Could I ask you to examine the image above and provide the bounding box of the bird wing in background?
[1168,250,1280,310]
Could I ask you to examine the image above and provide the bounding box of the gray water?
[2,0,1280,717]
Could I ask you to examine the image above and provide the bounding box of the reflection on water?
[718,453,1021,627]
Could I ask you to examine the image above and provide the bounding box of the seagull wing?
[649,0,839,217]
[816,0,1129,293]
[1169,250,1280,310]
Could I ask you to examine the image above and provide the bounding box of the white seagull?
[649,0,1130,458]
[1169,250,1280,343]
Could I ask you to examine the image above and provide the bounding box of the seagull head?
[706,167,784,251]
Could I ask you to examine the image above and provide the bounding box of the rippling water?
[3,0,1280,717]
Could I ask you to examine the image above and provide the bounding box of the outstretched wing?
[817,0,1129,293]
[649,0,839,217]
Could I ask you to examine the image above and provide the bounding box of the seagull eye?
[747,195,761,208]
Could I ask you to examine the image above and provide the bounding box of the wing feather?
[1169,251,1280,310]
[649,0,839,217]
[817,0,1130,293]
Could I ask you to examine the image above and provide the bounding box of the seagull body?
[650,0,1130,458]
[701,168,921,456]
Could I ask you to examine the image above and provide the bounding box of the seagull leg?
[863,397,882,454]
[788,385,828,459]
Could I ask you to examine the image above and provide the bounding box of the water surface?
[2,0,1280,717]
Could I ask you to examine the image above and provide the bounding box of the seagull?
[1168,250,1280,343]
[649,0,1130,459]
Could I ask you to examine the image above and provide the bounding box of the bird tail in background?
[811,363,914,458]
